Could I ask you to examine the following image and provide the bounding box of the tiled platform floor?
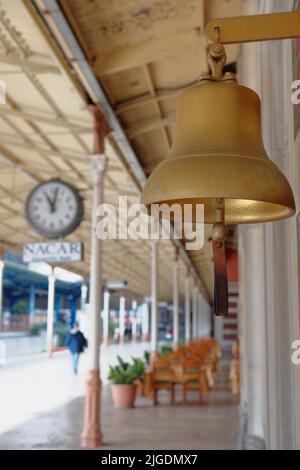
[0,348,239,450]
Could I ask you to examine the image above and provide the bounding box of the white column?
[81,284,88,312]
[172,252,179,350]
[131,300,138,343]
[46,268,55,358]
[150,240,159,354]
[184,275,191,343]
[200,293,204,337]
[243,224,267,449]
[202,301,206,336]
[239,0,300,449]
[119,296,126,344]
[206,303,211,336]
[0,260,4,331]
[141,302,150,342]
[204,302,209,336]
[88,155,106,370]
[81,153,106,448]
[192,285,197,339]
[196,292,200,337]
[102,291,110,346]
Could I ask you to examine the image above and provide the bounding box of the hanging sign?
[106,280,128,290]
[22,241,83,264]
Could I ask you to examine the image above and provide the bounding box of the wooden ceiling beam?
[93,29,206,76]
[142,64,170,151]
[0,53,61,74]
[127,113,176,139]
[115,90,183,116]
[0,142,41,183]
[0,106,92,133]
[0,136,89,164]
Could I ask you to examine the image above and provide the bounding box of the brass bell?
[141,75,295,224]
[141,37,295,317]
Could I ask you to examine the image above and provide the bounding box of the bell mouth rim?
[166,152,269,163]
[141,197,296,225]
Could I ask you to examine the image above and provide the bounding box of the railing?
[1,315,30,332]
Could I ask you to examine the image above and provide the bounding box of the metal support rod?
[205,11,300,45]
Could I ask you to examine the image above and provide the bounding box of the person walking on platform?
[66,321,87,375]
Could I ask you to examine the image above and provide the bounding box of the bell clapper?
[212,198,228,317]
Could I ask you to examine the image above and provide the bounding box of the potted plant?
[108,355,145,408]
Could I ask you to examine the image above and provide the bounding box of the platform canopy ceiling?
[0,0,242,302]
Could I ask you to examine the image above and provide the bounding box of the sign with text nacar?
[22,241,83,264]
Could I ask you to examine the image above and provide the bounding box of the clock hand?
[43,191,55,213]
[51,187,59,213]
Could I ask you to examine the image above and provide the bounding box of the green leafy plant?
[13,299,28,315]
[29,322,47,336]
[159,344,173,357]
[108,355,145,384]
[143,350,151,366]
[29,321,69,341]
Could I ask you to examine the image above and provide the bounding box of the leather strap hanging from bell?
[212,199,228,316]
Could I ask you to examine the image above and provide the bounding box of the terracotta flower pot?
[111,383,137,408]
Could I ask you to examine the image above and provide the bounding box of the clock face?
[25,179,84,239]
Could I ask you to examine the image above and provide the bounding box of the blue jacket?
[67,331,87,354]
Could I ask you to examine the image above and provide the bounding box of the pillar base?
[102,336,109,346]
[119,334,125,345]
[80,369,103,448]
[47,338,53,358]
[131,334,137,343]
[142,333,150,342]
[244,435,265,450]
[173,342,179,351]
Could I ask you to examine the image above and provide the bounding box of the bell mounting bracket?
[205,11,300,45]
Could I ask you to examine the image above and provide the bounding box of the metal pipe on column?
[81,105,109,449]
[184,273,191,343]
[173,249,179,350]
[102,291,110,346]
[47,267,55,358]
[150,240,159,355]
